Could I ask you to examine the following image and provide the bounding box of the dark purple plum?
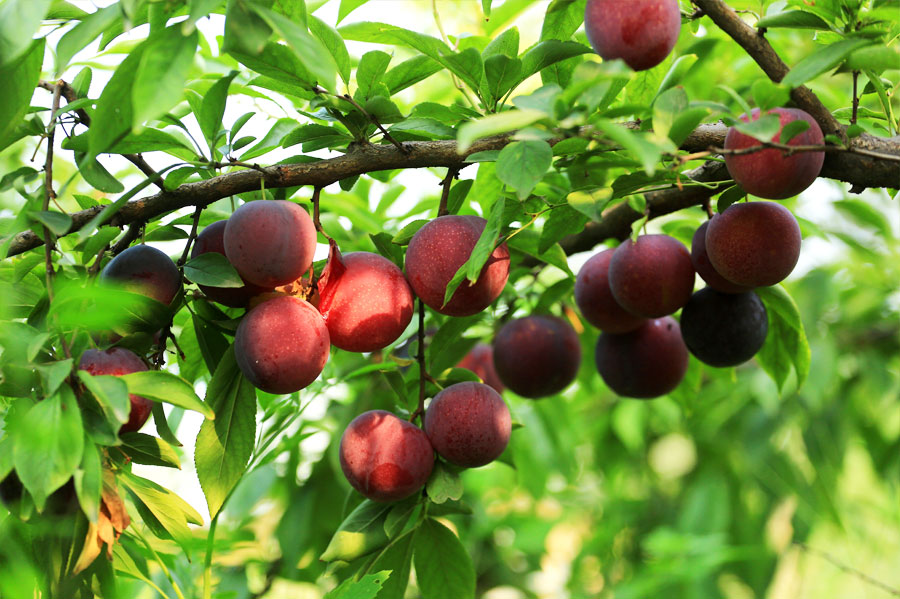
[680,287,768,367]
[691,220,753,294]
[595,316,688,399]
[608,234,695,318]
[493,315,581,399]
[575,248,646,333]
[456,343,505,394]
[101,244,181,306]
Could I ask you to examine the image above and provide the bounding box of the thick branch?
[5,121,899,258]
[690,0,842,136]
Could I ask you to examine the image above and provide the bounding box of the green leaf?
[756,10,832,29]
[485,55,523,104]
[840,45,900,75]
[76,153,126,193]
[121,371,215,419]
[356,50,392,100]
[184,252,244,288]
[751,79,790,113]
[540,205,588,253]
[74,437,102,522]
[198,71,239,153]
[429,315,481,374]
[0,0,51,68]
[518,40,591,84]
[77,371,131,430]
[457,109,546,153]
[506,228,572,276]
[540,0,586,42]
[120,433,181,469]
[320,500,393,562]
[195,346,257,517]
[443,197,506,307]
[251,5,338,93]
[483,27,519,59]
[413,519,476,599]
[12,386,84,510]
[426,462,463,504]
[325,571,391,599]
[668,106,711,146]
[133,25,199,127]
[36,359,73,397]
[283,123,352,152]
[63,129,194,155]
[29,211,72,237]
[309,15,351,85]
[119,469,204,552]
[782,38,876,88]
[223,0,272,56]
[338,0,369,24]
[369,532,414,599]
[594,119,665,175]
[755,286,811,391]
[391,220,428,246]
[779,119,811,144]
[55,5,120,73]
[88,44,147,158]
[0,39,44,152]
[652,86,688,140]
[496,140,552,199]
[732,115,782,142]
[383,55,443,95]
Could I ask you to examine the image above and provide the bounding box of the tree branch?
[5,122,899,259]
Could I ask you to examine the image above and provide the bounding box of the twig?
[37,79,166,190]
[409,300,427,424]
[690,0,843,138]
[6,123,899,258]
[795,542,900,597]
[851,71,860,125]
[43,82,72,360]
[437,167,460,217]
[311,186,335,245]
[313,86,408,153]
[178,207,204,268]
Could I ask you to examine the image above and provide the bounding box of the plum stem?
[409,299,428,424]
[437,167,459,217]
[311,186,337,247]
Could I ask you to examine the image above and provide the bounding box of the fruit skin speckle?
[317,250,414,353]
[234,296,330,394]
[339,410,434,502]
[404,215,509,317]
[425,381,511,468]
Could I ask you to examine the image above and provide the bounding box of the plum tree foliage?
[0,0,898,597]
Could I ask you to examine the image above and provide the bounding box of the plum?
[317,249,414,352]
[224,200,317,288]
[424,382,511,468]
[493,315,581,399]
[724,107,824,199]
[595,316,688,399]
[456,343,505,394]
[680,287,768,367]
[190,220,272,308]
[705,201,801,288]
[690,220,753,294]
[339,410,434,502]
[233,296,330,394]
[575,248,646,333]
[78,347,152,433]
[608,234,695,318]
[584,0,681,71]
[101,244,181,306]
[404,215,509,317]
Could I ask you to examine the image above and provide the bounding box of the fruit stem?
[409,299,428,424]
[437,168,459,217]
